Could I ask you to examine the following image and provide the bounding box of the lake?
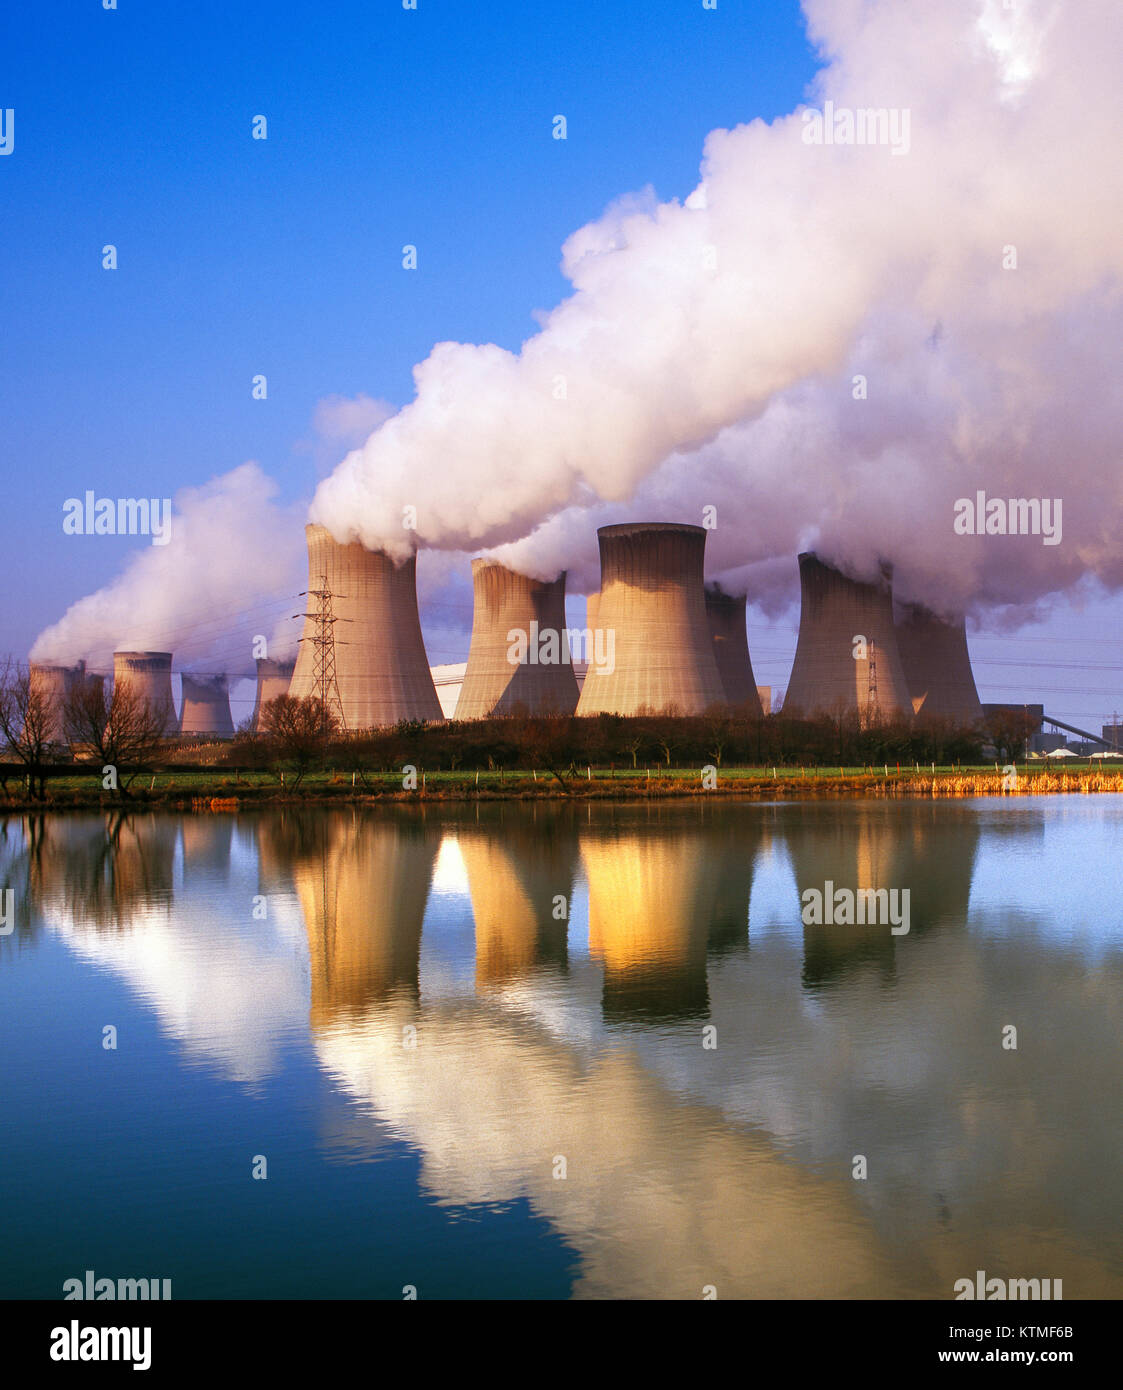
[1,797,1120,1299]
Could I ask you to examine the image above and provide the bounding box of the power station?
[456,560,579,718]
[112,651,178,735]
[575,522,725,717]
[288,523,442,729]
[894,603,984,725]
[178,674,235,738]
[784,554,912,720]
[705,584,764,715]
[29,660,85,743]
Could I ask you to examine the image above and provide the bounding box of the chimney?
[251,657,295,732]
[288,523,442,729]
[455,561,579,718]
[178,674,235,738]
[784,554,911,719]
[895,603,984,725]
[575,522,724,716]
[112,651,177,735]
[704,585,764,715]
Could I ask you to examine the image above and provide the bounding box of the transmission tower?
[864,641,879,729]
[296,574,346,731]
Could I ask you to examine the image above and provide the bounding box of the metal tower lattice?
[297,574,346,731]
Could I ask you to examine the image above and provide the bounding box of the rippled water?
[1,797,1120,1299]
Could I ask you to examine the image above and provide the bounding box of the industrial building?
[288,523,442,729]
[784,554,911,720]
[575,522,725,717]
[455,560,579,718]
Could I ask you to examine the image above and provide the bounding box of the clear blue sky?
[1,0,1119,731]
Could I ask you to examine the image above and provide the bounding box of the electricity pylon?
[295,574,346,732]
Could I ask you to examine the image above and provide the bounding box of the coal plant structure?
[704,585,764,716]
[784,554,911,720]
[178,674,235,739]
[455,561,579,718]
[29,660,86,743]
[575,522,725,717]
[289,523,442,729]
[251,657,295,732]
[112,651,178,734]
[894,603,983,725]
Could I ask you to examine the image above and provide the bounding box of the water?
[1,797,1120,1300]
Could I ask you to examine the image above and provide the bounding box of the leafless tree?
[258,694,338,786]
[0,658,59,799]
[63,675,173,796]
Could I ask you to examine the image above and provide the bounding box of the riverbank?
[2,764,1122,811]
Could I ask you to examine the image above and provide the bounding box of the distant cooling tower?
[112,651,177,735]
[784,555,911,719]
[178,674,235,738]
[705,585,764,715]
[289,524,442,729]
[895,603,984,725]
[455,561,579,718]
[29,660,85,743]
[575,523,724,716]
[251,657,295,732]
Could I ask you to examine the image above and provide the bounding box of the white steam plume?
[311,0,1123,619]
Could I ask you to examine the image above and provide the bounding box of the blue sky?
[2,0,1120,731]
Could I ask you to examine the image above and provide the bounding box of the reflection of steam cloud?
[580,805,763,1022]
[284,811,440,1027]
[458,807,579,987]
[785,802,979,987]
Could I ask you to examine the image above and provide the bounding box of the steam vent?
[29,660,85,742]
[784,554,911,719]
[575,522,724,717]
[704,585,764,715]
[455,561,579,718]
[178,674,235,738]
[251,657,295,732]
[895,603,984,724]
[112,651,178,735]
[288,523,442,729]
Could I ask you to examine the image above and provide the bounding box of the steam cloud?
[311,0,1123,619]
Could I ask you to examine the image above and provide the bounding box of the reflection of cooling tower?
[784,555,911,718]
[575,523,724,716]
[251,658,295,732]
[289,524,442,729]
[29,660,84,742]
[178,674,235,738]
[704,586,764,714]
[455,561,579,718]
[895,604,984,725]
[112,651,177,735]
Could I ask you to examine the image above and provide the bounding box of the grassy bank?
[2,763,1122,812]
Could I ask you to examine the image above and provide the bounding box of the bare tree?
[258,694,338,786]
[0,658,58,799]
[63,676,173,796]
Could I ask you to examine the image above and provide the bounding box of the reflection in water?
[4,797,1122,1298]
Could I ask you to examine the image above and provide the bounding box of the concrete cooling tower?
[178,674,235,738]
[895,603,984,726]
[455,561,579,718]
[112,651,177,735]
[29,660,85,743]
[288,523,442,729]
[575,523,724,717]
[251,658,295,732]
[704,585,764,715]
[784,555,911,720]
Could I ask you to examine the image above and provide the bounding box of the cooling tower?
[251,657,295,732]
[784,555,911,719]
[455,561,579,718]
[288,524,442,729]
[178,674,235,738]
[575,523,724,716]
[112,651,177,735]
[29,660,85,743]
[704,585,764,715]
[895,603,984,725]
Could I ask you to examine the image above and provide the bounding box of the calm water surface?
[1,797,1120,1299]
